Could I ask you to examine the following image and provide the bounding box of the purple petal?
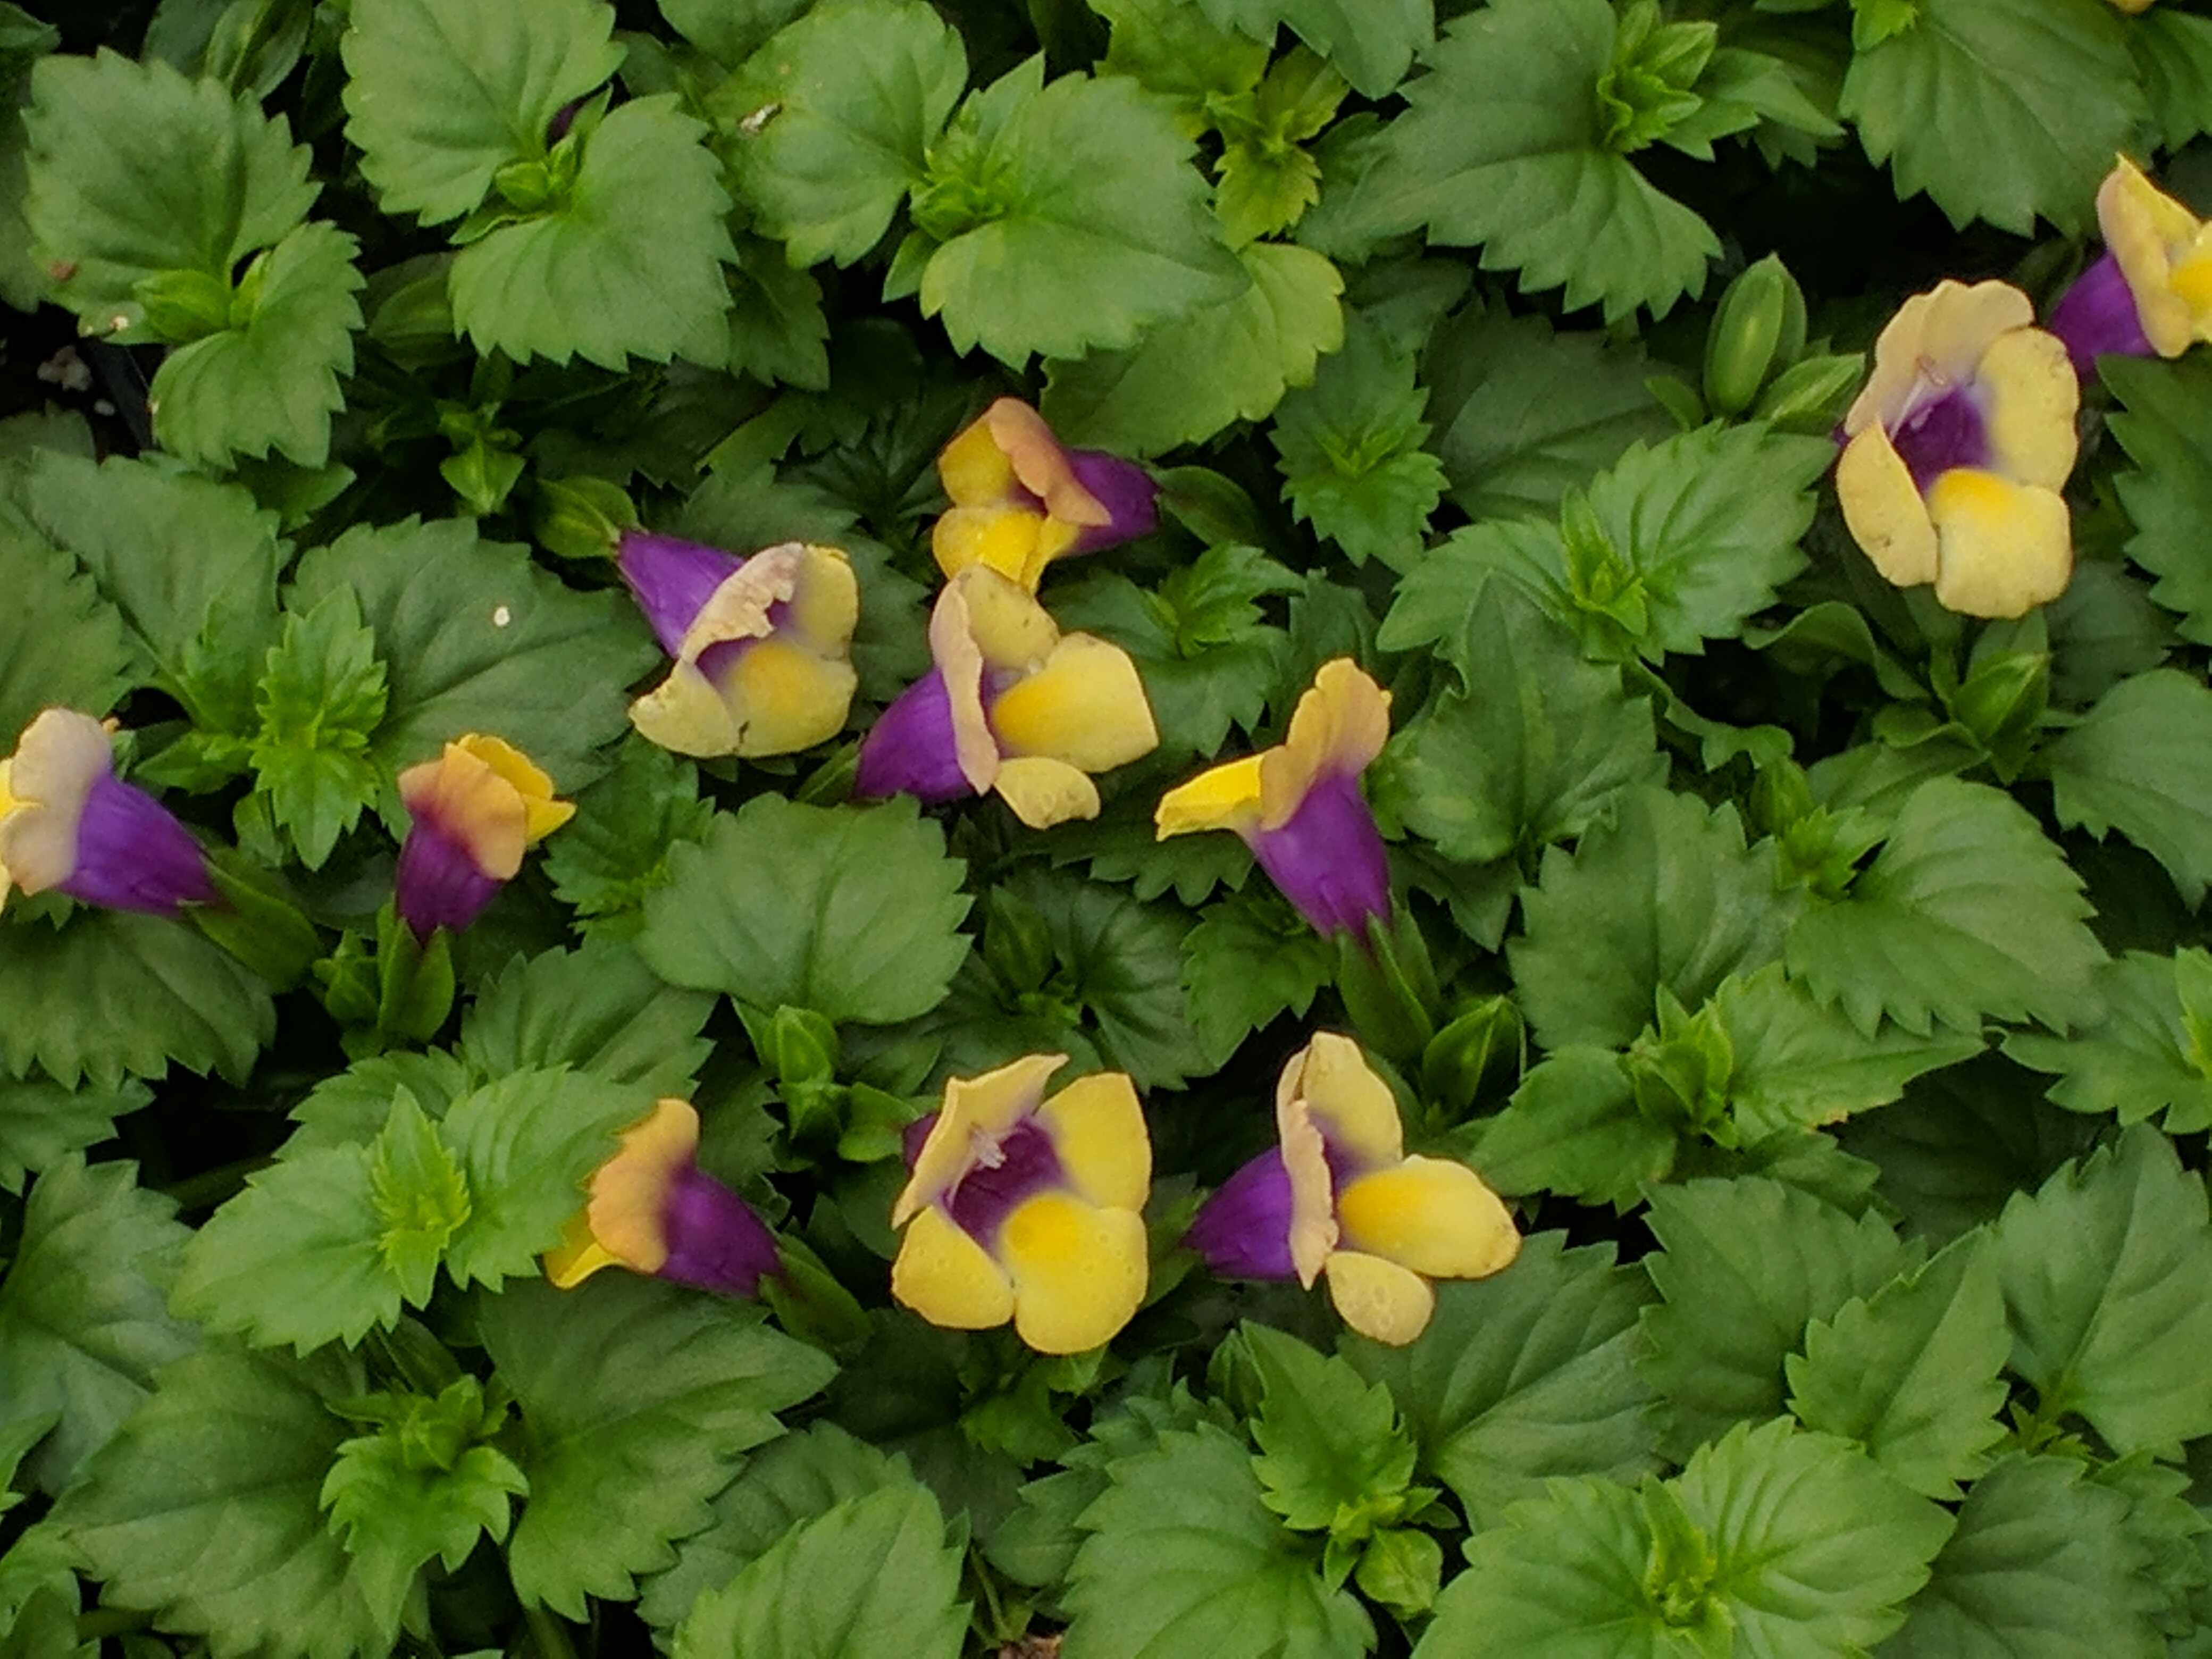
[942,1117,1064,1243]
[2047,252,2156,380]
[855,671,976,804]
[1251,770,1392,941]
[56,774,214,917]
[1066,450,1159,552]
[1890,386,1988,491]
[902,1111,940,1169]
[656,1166,783,1297]
[1185,1149,1297,1280]
[618,531,747,658]
[395,818,504,941]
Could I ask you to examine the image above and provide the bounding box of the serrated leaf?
[2134,7,2212,149]
[0,1159,196,1494]
[2005,949,2212,1134]
[720,0,966,267]
[1194,0,1430,99]
[1343,1231,1660,1528]
[48,1341,387,1659]
[1060,1423,1374,1659]
[0,910,275,1091]
[459,937,715,1099]
[0,526,134,744]
[639,794,971,1026]
[341,0,626,225]
[1474,1047,1677,1206]
[673,1482,966,1659]
[2045,669,2212,908]
[917,70,1248,365]
[1511,786,1798,1052]
[0,1074,145,1194]
[482,1275,836,1618]
[248,586,388,868]
[1180,891,1335,1065]
[1242,1325,1414,1534]
[1787,776,2105,1038]
[287,516,655,788]
[1095,0,1270,125]
[1992,1123,2212,1457]
[1786,1231,2010,1498]
[1041,240,1343,458]
[1641,1175,1921,1459]
[1269,313,1443,568]
[540,738,716,927]
[1838,0,2144,236]
[449,96,735,368]
[722,232,832,389]
[2106,353,2212,645]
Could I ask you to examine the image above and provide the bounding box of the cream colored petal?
[1258,659,1390,832]
[1835,425,1940,590]
[675,546,795,660]
[993,757,1102,829]
[1323,1250,1436,1346]
[892,1204,1016,1331]
[719,638,858,758]
[630,661,744,758]
[926,578,1002,794]
[1844,280,2034,436]
[2101,156,2206,357]
[1036,1071,1150,1212]
[1000,1192,1147,1354]
[1335,1156,1522,1280]
[989,633,1159,771]
[0,708,111,894]
[986,399,1109,530]
[787,545,860,648]
[1928,471,2073,619]
[1154,755,1264,840]
[572,1098,698,1275]
[949,566,1060,671]
[1974,328,2079,489]
[451,733,572,847]
[1287,1032,1403,1168]
[399,742,531,877]
[1278,1093,1338,1288]
[893,1053,1068,1226]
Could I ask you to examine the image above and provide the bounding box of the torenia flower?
[1155,658,1392,941]
[890,1054,1151,1355]
[544,1099,782,1297]
[617,532,859,760]
[0,707,215,917]
[2048,158,2212,375]
[1184,1034,1520,1346]
[854,567,1158,830]
[1834,279,2079,619]
[395,734,573,941]
[933,398,1159,591]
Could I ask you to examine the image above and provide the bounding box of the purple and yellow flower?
[0,707,214,917]
[1834,279,2079,619]
[617,532,860,759]
[2048,158,2212,376]
[933,398,1159,591]
[890,1054,1151,1355]
[395,734,573,941]
[1154,658,1392,941]
[854,567,1159,829]
[1184,1033,1520,1346]
[544,1098,782,1297]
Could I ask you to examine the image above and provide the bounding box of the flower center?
[1890,380,1988,490]
[943,1117,1064,1244]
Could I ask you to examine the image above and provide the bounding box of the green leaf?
[1511,786,1798,1052]
[449,97,736,368]
[1046,794,1254,907]
[639,795,972,1026]
[1343,1231,1660,1529]
[1786,1231,2010,1498]
[340,0,626,225]
[49,1341,388,1659]
[0,1074,145,1194]
[2106,353,2212,646]
[1269,313,1444,569]
[1312,0,1717,322]
[2005,949,2212,1134]
[915,68,1248,365]
[2045,669,2212,908]
[1422,1420,1948,1658]
[247,587,388,869]
[149,219,364,470]
[1180,891,1335,1064]
[673,1482,967,1659]
[1060,1424,1374,1659]
[287,516,655,788]
[0,524,134,744]
[1641,1174,1921,1459]
[2134,7,2212,150]
[1838,0,2145,236]
[368,1092,471,1307]
[459,937,715,1099]
[24,49,316,326]
[1376,582,1664,867]
[719,0,966,267]
[0,910,275,1090]
[1880,1453,2161,1658]
[1041,240,1343,458]
[0,1159,196,1494]
[1992,1123,2212,1457]
[541,738,716,928]
[1193,0,1432,99]
[1474,1045,1678,1206]
[1242,1325,1415,1535]
[722,232,832,389]
[1787,776,2105,1038]
[482,1275,836,1618]
[1094,0,1270,128]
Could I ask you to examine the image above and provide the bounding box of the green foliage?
[1194,0,1431,99]
[2134,7,2212,149]
[540,739,716,927]
[2106,353,2212,646]
[246,588,389,868]
[0,528,133,751]
[2045,668,2212,907]
[1242,1325,1418,1539]
[2006,949,2212,1134]
[458,937,716,1099]
[1180,891,1335,1063]
[1269,314,1444,568]
[0,1074,146,1193]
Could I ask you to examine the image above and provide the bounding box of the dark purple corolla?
[0,707,214,917]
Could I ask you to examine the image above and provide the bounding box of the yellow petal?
[989,634,1158,772]
[1335,1156,1522,1281]
[1835,424,1940,590]
[786,545,861,650]
[544,1097,698,1285]
[1845,280,2033,437]
[948,566,1059,672]
[999,1191,1148,1355]
[937,408,1022,508]
[993,756,1101,830]
[629,661,744,758]
[1975,327,2079,490]
[1035,1071,1150,1212]
[1154,755,1265,839]
[894,1053,1068,1226]
[892,1203,1016,1331]
[985,399,1109,530]
[454,734,573,847]
[718,636,858,758]
[1926,470,2073,619]
[1259,659,1391,832]
[400,741,527,877]
[1323,1250,1436,1346]
[2101,155,2210,356]
[543,1213,627,1289]
[1286,1032,1403,1169]
[933,505,1048,585]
